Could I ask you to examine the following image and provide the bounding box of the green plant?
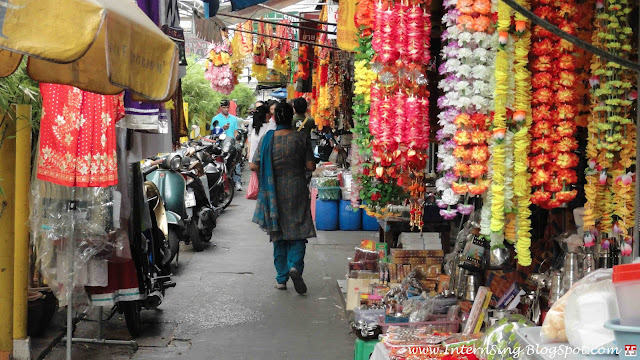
[181,57,255,130]
[0,59,41,208]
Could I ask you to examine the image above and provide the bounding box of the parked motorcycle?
[191,134,236,210]
[145,152,217,258]
[118,162,176,337]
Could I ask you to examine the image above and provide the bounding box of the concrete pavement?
[42,170,376,360]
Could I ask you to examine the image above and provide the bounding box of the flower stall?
[343,0,640,357]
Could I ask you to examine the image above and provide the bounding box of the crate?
[378,315,461,334]
[317,187,341,200]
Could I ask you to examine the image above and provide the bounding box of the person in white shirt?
[248,105,276,163]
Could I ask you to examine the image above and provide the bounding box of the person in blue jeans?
[250,103,316,294]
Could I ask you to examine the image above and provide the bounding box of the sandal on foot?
[289,268,307,294]
[274,283,287,290]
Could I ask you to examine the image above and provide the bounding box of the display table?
[516,327,618,360]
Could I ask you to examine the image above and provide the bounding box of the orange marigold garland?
[529,0,579,210]
[251,22,269,82]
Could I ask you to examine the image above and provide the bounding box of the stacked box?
[387,249,445,284]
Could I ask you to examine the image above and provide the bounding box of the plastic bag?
[540,269,614,343]
[476,314,534,360]
[564,269,618,351]
[246,171,259,200]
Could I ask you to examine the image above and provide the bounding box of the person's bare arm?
[249,162,259,172]
[305,161,316,171]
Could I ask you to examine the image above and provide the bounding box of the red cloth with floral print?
[37,84,124,187]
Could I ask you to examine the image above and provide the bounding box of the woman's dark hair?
[274,103,294,128]
[213,120,219,126]
[293,97,308,115]
[252,105,270,135]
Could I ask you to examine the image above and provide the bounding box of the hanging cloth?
[36,84,124,188]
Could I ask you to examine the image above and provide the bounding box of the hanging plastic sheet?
[30,181,126,307]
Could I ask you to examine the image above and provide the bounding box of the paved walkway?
[42,170,375,360]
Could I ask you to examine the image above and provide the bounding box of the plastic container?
[613,263,640,326]
[339,200,362,231]
[604,319,640,360]
[341,187,353,201]
[316,200,339,230]
[362,211,379,231]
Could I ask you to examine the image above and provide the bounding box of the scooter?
[118,162,176,337]
[145,152,216,258]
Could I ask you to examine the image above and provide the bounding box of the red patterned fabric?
[37,84,124,187]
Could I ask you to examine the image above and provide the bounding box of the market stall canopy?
[0,0,179,101]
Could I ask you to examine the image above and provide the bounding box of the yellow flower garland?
[489,0,511,234]
[512,0,532,266]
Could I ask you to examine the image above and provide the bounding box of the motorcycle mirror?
[205,123,211,131]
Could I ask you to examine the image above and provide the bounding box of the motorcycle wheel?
[220,174,235,210]
[168,228,180,263]
[120,301,142,338]
[189,221,204,252]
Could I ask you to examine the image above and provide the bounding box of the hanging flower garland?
[489,0,510,239]
[230,22,253,86]
[529,0,579,210]
[311,6,334,130]
[436,0,496,221]
[205,41,235,95]
[273,21,294,75]
[511,0,533,266]
[294,45,311,84]
[365,0,432,228]
[584,0,635,255]
[251,22,269,82]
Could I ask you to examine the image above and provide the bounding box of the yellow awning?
[0,0,179,101]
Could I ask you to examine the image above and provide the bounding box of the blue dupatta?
[252,124,289,233]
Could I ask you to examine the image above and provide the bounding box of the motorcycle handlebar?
[143,164,159,176]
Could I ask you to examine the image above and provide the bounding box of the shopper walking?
[248,105,275,168]
[250,103,316,294]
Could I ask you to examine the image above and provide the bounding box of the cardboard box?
[391,249,445,258]
[360,239,376,251]
[390,256,444,265]
[376,243,388,261]
[412,264,442,276]
[398,232,442,250]
[438,275,451,293]
[346,278,378,310]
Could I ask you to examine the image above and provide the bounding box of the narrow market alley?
[38,170,367,360]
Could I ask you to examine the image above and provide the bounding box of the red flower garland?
[529,0,579,209]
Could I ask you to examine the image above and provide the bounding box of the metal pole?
[256,4,336,26]
[66,196,77,360]
[218,13,336,35]
[635,15,640,261]
[226,27,340,50]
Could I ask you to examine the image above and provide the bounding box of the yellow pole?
[0,111,17,360]
[13,105,32,341]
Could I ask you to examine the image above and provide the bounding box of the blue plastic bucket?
[362,211,379,231]
[316,200,339,231]
[604,319,640,359]
[339,200,361,231]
